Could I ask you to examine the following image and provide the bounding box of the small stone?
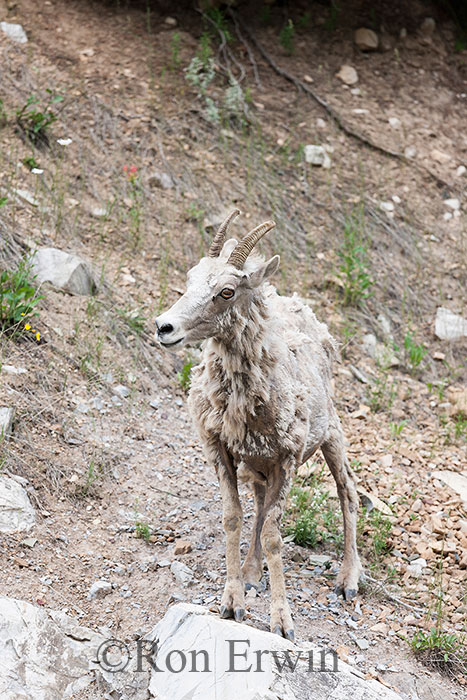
[90,207,107,219]
[379,454,393,468]
[316,118,326,129]
[21,537,38,548]
[2,365,27,375]
[455,165,466,177]
[420,18,435,36]
[380,201,395,212]
[433,352,445,361]
[1,22,28,43]
[431,149,451,164]
[356,638,369,650]
[435,308,467,340]
[148,170,174,190]
[412,498,422,512]
[297,462,316,479]
[13,189,39,207]
[171,560,194,586]
[304,145,331,168]
[113,384,130,399]
[370,622,388,635]
[88,580,112,600]
[0,407,15,439]
[174,539,192,555]
[303,74,314,84]
[309,554,332,566]
[165,17,177,27]
[404,146,417,159]
[388,117,401,129]
[158,559,172,568]
[354,28,379,51]
[336,65,358,86]
[443,198,460,210]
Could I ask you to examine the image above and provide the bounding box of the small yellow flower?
[24,323,31,330]
[20,312,25,316]
[31,329,36,333]
[36,331,40,341]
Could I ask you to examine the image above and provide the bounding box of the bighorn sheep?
[156,210,362,640]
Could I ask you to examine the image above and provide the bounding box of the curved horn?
[227,220,276,269]
[208,208,241,258]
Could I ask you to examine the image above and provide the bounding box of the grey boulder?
[30,248,97,296]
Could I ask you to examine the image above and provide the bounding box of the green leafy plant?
[16,90,63,145]
[0,99,7,128]
[123,165,143,247]
[116,306,146,335]
[177,356,195,392]
[135,520,151,542]
[390,420,407,438]
[337,212,373,306]
[324,2,340,32]
[203,7,232,43]
[402,331,427,373]
[22,155,40,171]
[358,509,393,562]
[411,628,466,673]
[279,19,295,54]
[0,196,7,208]
[0,262,42,333]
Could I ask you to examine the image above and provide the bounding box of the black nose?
[158,323,173,335]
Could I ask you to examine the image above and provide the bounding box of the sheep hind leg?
[321,423,363,600]
[216,453,245,622]
[261,463,294,641]
[242,482,266,592]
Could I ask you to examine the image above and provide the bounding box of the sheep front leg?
[216,447,245,622]
[261,462,294,641]
[242,482,266,592]
[322,420,363,600]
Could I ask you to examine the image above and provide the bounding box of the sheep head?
[155,210,279,349]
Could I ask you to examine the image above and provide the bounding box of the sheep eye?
[219,288,235,300]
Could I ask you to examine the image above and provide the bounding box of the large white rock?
[304,145,331,168]
[30,248,97,296]
[147,603,402,700]
[0,21,28,43]
[0,596,149,700]
[435,307,467,340]
[0,475,35,533]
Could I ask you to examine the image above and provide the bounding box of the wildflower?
[57,138,72,146]
[36,331,40,341]
[24,323,31,330]
[31,168,44,174]
[129,165,137,174]
[123,165,129,172]
[20,312,25,316]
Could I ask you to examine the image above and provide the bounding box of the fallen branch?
[364,574,426,613]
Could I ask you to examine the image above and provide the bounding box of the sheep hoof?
[220,605,233,619]
[273,625,283,637]
[285,629,295,642]
[344,588,357,601]
[234,608,245,622]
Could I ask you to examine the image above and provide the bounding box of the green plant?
[279,19,295,54]
[358,509,392,561]
[390,420,407,438]
[116,306,146,335]
[324,2,340,32]
[177,356,195,392]
[367,364,396,413]
[0,196,7,208]
[0,262,42,333]
[203,7,232,43]
[284,469,343,549]
[402,331,427,373]
[337,212,373,306]
[16,89,63,145]
[22,155,40,171]
[453,416,467,441]
[169,31,182,69]
[135,520,151,542]
[411,628,466,674]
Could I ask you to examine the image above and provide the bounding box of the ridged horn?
[227,220,276,269]
[208,208,241,258]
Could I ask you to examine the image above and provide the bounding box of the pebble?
[354,28,378,51]
[113,384,130,399]
[404,146,417,159]
[380,201,395,212]
[336,65,358,86]
[304,145,331,168]
[174,539,192,555]
[356,638,369,650]
[443,198,460,210]
[171,560,194,586]
[456,165,466,177]
[0,407,15,439]
[88,580,112,600]
[420,18,436,36]
[1,21,28,43]
[388,117,401,129]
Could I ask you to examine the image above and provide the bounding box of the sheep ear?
[249,255,280,287]
[219,238,238,259]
